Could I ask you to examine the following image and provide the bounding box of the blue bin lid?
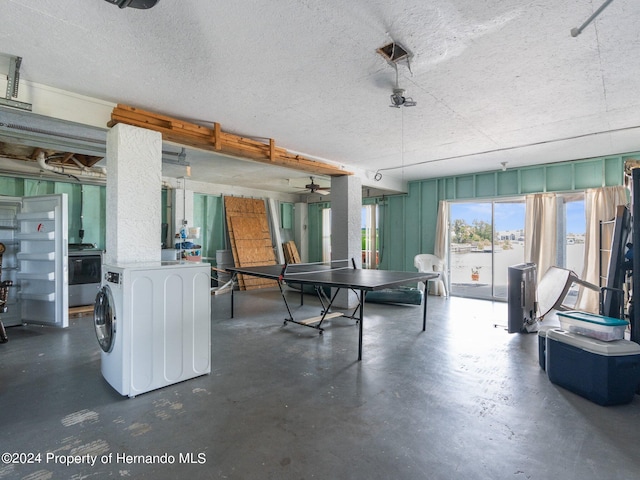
[557,310,629,327]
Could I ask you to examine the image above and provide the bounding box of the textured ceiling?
[1,0,639,194]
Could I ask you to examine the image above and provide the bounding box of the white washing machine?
[94,261,211,397]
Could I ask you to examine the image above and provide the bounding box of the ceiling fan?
[297,177,330,195]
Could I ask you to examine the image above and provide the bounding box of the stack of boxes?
[539,311,640,405]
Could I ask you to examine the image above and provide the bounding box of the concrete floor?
[1,290,640,480]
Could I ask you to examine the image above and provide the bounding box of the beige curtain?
[575,186,629,313]
[432,201,448,296]
[525,193,558,282]
[434,201,447,260]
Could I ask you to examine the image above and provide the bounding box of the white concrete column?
[331,175,362,308]
[105,124,162,265]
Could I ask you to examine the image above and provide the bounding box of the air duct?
[36,151,106,180]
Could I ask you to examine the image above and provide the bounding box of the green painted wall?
[193,193,226,264]
[308,201,329,263]
[1,150,632,271]
[309,152,632,272]
[378,153,629,271]
[0,176,108,248]
[0,176,167,251]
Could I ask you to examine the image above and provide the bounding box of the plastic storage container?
[546,328,640,405]
[557,310,628,341]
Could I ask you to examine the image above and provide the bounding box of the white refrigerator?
[0,194,68,328]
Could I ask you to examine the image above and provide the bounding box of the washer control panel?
[105,271,121,284]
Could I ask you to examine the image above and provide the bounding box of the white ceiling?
[1,0,640,195]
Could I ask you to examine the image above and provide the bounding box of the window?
[563,198,586,274]
[557,196,586,308]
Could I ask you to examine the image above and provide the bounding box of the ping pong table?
[227,260,439,360]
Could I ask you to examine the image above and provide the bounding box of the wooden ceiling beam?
[108,104,352,177]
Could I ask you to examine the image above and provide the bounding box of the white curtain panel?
[525,193,558,283]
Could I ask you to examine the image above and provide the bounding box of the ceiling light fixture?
[103,0,160,9]
[389,63,417,108]
[377,40,417,108]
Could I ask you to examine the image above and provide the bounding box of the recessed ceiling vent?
[377,42,410,64]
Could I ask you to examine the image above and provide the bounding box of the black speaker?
[507,263,537,333]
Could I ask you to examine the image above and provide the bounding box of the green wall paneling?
[0,177,24,197]
[520,166,545,193]
[377,197,390,270]
[419,180,439,256]
[193,194,226,263]
[404,183,422,270]
[307,202,329,263]
[444,177,455,200]
[377,152,634,273]
[497,170,519,196]
[383,195,407,270]
[54,183,81,244]
[455,176,475,199]
[475,172,496,198]
[161,189,168,227]
[546,163,573,192]
[24,179,55,196]
[280,202,294,229]
[81,185,106,249]
[605,156,624,186]
[51,182,106,248]
[574,160,603,189]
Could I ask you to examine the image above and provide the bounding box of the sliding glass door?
[448,196,585,301]
[449,200,525,300]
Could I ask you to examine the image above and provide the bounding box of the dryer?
[94,261,211,397]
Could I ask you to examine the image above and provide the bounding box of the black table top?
[227,264,438,291]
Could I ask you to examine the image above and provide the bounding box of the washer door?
[94,285,116,353]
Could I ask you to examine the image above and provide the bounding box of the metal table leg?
[422,280,428,331]
[358,289,365,361]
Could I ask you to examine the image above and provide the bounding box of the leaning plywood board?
[283,240,301,264]
[224,196,277,290]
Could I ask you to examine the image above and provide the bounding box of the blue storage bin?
[546,328,640,406]
[537,325,556,371]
